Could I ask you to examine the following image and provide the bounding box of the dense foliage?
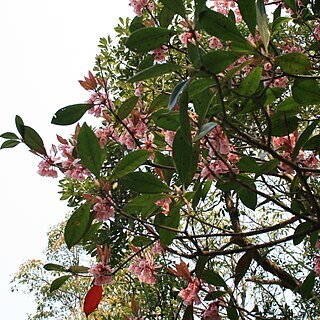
[2,0,320,319]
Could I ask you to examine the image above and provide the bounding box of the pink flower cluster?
[128,250,160,284]
[90,262,113,286]
[273,133,319,174]
[210,0,242,23]
[209,36,223,49]
[150,46,168,62]
[155,197,172,215]
[179,21,201,47]
[38,156,59,178]
[203,301,221,320]
[178,277,201,305]
[93,195,115,221]
[129,0,154,16]
[86,92,114,118]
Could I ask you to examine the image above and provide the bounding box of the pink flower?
[64,161,91,182]
[273,76,288,88]
[37,158,58,178]
[134,82,144,97]
[155,197,172,215]
[129,0,154,16]
[93,196,115,221]
[209,36,223,49]
[315,24,320,41]
[89,262,113,285]
[178,278,201,305]
[151,240,164,254]
[150,46,168,62]
[315,257,320,276]
[203,301,221,320]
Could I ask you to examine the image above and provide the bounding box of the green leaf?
[182,305,193,320]
[292,120,318,161]
[270,114,299,136]
[238,66,262,96]
[51,104,93,125]
[235,251,253,286]
[139,54,155,71]
[169,79,190,111]
[123,193,166,218]
[256,0,270,53]
[24,126,47,155]
[276,52,311,75]
[188,78,214,98]
[227,305,239,320]
[292,78,320,105]
[150,93,170,112]
[0,132,19,140]
[120,172,170,194]
[299,271,316,299]
[110,150,151,181]
[204,291,227,301]
[197,51,243,74]
[272,17,291,33]
[68,265,90,273]
[293,221,311,245]
[173,127,192,186]
[237,156,260,174]
[43,263,67,272]
[201,270,228,289]
[0,140,20,149]
[193,122,217,142]
[50,275,72,293]
[159,0,186,17]
[77,122,105,178]
[155,204,180,246]
[259,159,280,174]
[154,151,175,184]
[159,6,175,28]
[152,110,180,131]
[129,63,182,83]
[238,184,257,210]
[117,96,139,120]
[132,236,153,247]
[64,202,92,249]
[304,134,320,152]
[238,0,257,35]
[199,9,248,44]
[15,115,25,137]
[277,96,301,112]
[126,27,175,53]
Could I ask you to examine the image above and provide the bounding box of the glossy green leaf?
[50,275,72,293]
[238,0,256,35]
[199,9,247,44]
[43,263,67,272]
[155,204,180,246]
[0,140,20,149]
[300,271,316,299]
[173,127,192,186]
[238,66,262,96]
[237,156,260,174]
[152,110,180,131]
[77,122,105,178]
[159,6,175,28]
[256,0,270,53]
[110,149,151,181]
[159,0,186,17]
[270,115,299,136]
[293,221,311,245]
[169,79,189,111]
[235,251,253,286]
[51,104,93,125]
[292,120,318,161]
[201,270,227,289]
[132,236,153,247]
[0,132,19,140]
[126,27,175,53]
[64,202,92,249]
[129,63,182,83]
[117,96,139,120]
[15,115,24,137]
[120,172,170,194]
[193,122,217,142]
[276,52,311,75]
[238,184,257,210]
[197,51,243,74]
[292,78,320,105]
[150,93,170,111]
[24,126,47,155]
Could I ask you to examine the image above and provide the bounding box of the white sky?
[0,1,133,318]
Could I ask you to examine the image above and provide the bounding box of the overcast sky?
[0,1,132,318]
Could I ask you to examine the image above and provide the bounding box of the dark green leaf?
[120,172,170,194]
[50,275,72,293]
[110,150,151,181]
[132,236,153,247]
[237,156,260,174]
[201,270,227,289]
[117,96,139,120]
[187,42,205,64]
[277,97,301,112]
[129,63,182,83]
[169,79,190,111]
[126,27,175,53]
[299,271,316,299]
[238,66,262,96]
[272,17,291,33]
[292,78,320,105]
[173,127,192,186]
[238,185,257,210]
[159,0,186,17]
[77,122,105,178]
[150,93,170,112]
[15,115,24,137]
[154,151,175,184]
[182,305,193,320]
[293,221,311,245]
[64,203,92,249]
[304,135,320,152]
[159,6,175,28]
[259,159,280,174]
[238,0,257,35]
[276,52,311,75]
[68,266,90,273]
[193,122,217,142]
[292,121,318,161]
[227,305,239,320]
[235,251,253,286]
[270,115,299,136]
[256,0,270,53]
[188,78,214,98]
[205,291,227,301]
[43,263,67,272]
[0,140,20,149]
[0,132,19,140]
[51,104,92,125]
[199,9,248,44]
[152,110,180,131]
[139,54,155,71]
[24,126,47,155]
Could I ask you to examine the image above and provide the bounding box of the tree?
[2,0,320,319]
